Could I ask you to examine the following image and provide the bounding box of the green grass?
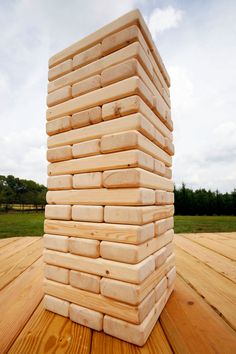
[0,213,236,238]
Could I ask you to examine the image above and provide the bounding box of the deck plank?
[215,232,236,240]
[175,235,236,283]
[0,237,19,249]
[160,276,236,354]
[0,237,37,259]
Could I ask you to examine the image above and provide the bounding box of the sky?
[0,0,235,192]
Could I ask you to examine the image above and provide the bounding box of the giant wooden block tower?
[43,9,175,346]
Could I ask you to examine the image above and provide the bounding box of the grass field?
[0,212,236,238]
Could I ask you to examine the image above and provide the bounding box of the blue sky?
[0,0,235,191]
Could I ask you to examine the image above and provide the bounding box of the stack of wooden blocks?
[43,9,175,346]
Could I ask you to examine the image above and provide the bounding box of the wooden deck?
[0,233,236,353]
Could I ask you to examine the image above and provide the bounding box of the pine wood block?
[47,86,72,107]
[44,264,69,284]
[73,172,102,189]
[46,188,155,206]
[70,270,100,293]
[69,303,103,331]
[73,43,102,69]
[154,246,169,269]
[47,175,72,190]
[46,116,71,136]
[48,59,73,81]
[155,276,167,302]
[71,106,102,129]
[104,205,174,225]
[43,250,155,284]
[164,137,175,156]
[47,146,72,163]
[48,150,154,176]
[69,237,100,258]
[72,74,101,98]
[72,139,100,158]
[165,241,174,258]
[44,294,69,317]
[166,266,176,287]
[156,191,174,205]
[43,234,69,252]
[164,167,172,179]
[155,217,174,236]
[46,77,153,121]
[100,229,173,264]
[72,205,103,222]
[45,204,71,220]
[100,254,175,305]
[100,130,171,167]
[103,168,174,191]
[44,219,154,244]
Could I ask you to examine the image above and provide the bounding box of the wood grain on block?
[164,137,175,156]
[47,175,72,190]
[103,168,174,191]
[45,205,71,220]
[43,234,69,252]
[46,77,153,121]
[69,303,103,331]
[153,247,168,269]
[70,270,100,293]
[100,130,171,167]
[44,264,69,284]
[104,205,174,225]
[73,172,102,189]
[156,191,174,205]
[71,106,102,129]
[166,266,176,287]
[165,241,174,257]
[103,290,167,346]
[100,229,173,264]
[155,276,167,302]
[166,115,173,132]
[154,159,166,176]
[46,188,155,206]
[44,294,69,317]
[155,217,174,236]
[72,75,101,98]
[47,150,154,176]
[100,254,175,305]
[72,139,100,158]
[44,219,154,244]
[47,146,72,163]
[46,116,71,136]
[164,167,172,179]
[44,250,155,284]
[73,43,102,69]
[69,237,100,258]
[72,205,103,222]
[48,59,73,81]
[47,86,72,107]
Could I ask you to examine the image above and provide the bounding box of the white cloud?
[148,6,183,38]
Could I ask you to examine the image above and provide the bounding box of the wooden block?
[44,250,155,284]
[72,139,100,158]
[69,303,103,331]
[46,77,153,121]
[164,137,175,156]
[47,150,154,176]
[47,146,72,163]
[100,130,171,167]
[44,264,69,284]
[153,247,169,269]
[72,205,103,222]
[46,116,71,136]
[47,86,72,107]
[43,234,69,252]
[48,59,73,81]
[100,254,174,305]
[104,205,174,225]
[103,168,174,191]
[155,276,167,302]
[155,217,174,236]
[102,25,139,55]
[154,159,166,176]
[44,294,69,317]
[73,43,102,69]
[72,75,101,97]
[73,172,102,189]
[44,219,154,244]
[156,191,174,205]
[46,188,155,206]
[165,241,174,257]
[47,175,72,190]
[69,237,100,258]
[166,266,176,287]
[45,205,71,220]
[164,167,172,179]
[70,270,100,293]
[100,229,173,264]
[71,107,102,129]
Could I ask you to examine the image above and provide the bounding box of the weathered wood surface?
[1,232,236,353]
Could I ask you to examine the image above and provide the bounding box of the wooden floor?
[0,233,236,353]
